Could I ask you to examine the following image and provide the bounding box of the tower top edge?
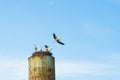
[31,51,52,56]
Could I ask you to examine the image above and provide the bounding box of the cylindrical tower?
[28,51,55,80]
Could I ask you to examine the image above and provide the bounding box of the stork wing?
[57,40,64,45]
[45,45,48,48]
[34,44,37,51]
[53,33,57,39]
[53,33,65,45]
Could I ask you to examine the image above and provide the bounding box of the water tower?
[28,49,55,80]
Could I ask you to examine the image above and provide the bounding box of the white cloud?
[81,20,117,36]
[83,24,115,35]
[0,58,28,80]
[0,55,119,80]
[56,61,115,77]
[109,54,120,63]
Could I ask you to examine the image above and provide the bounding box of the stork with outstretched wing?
[53,33,64,45]
[45,45,49,51]
[45,45,52,52]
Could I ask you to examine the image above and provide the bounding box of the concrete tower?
[28,51,55,80]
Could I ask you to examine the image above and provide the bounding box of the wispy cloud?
[108,0,120,4]
[0,58,28,80]
[0,56,119,80]
[56,61,115,77]
[49,1,55,6]
[82,22,116,35]
[109,54,120,63]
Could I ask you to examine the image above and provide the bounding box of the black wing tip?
[57,41,65,45]
[53,33,55,35]
[45,45,48,48]
[53,33,56,39]
[62,43,65,45]
[61,43,65,45]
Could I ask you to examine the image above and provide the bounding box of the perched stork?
[40,47,42,52]
[45,45,50,52]
[53,33,64,45]
[34,44,37,51]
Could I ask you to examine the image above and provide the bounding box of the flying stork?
[53,33,65,45]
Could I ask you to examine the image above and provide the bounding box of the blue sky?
[0,0,120,80]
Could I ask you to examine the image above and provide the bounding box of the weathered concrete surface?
[28,51,55,80]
